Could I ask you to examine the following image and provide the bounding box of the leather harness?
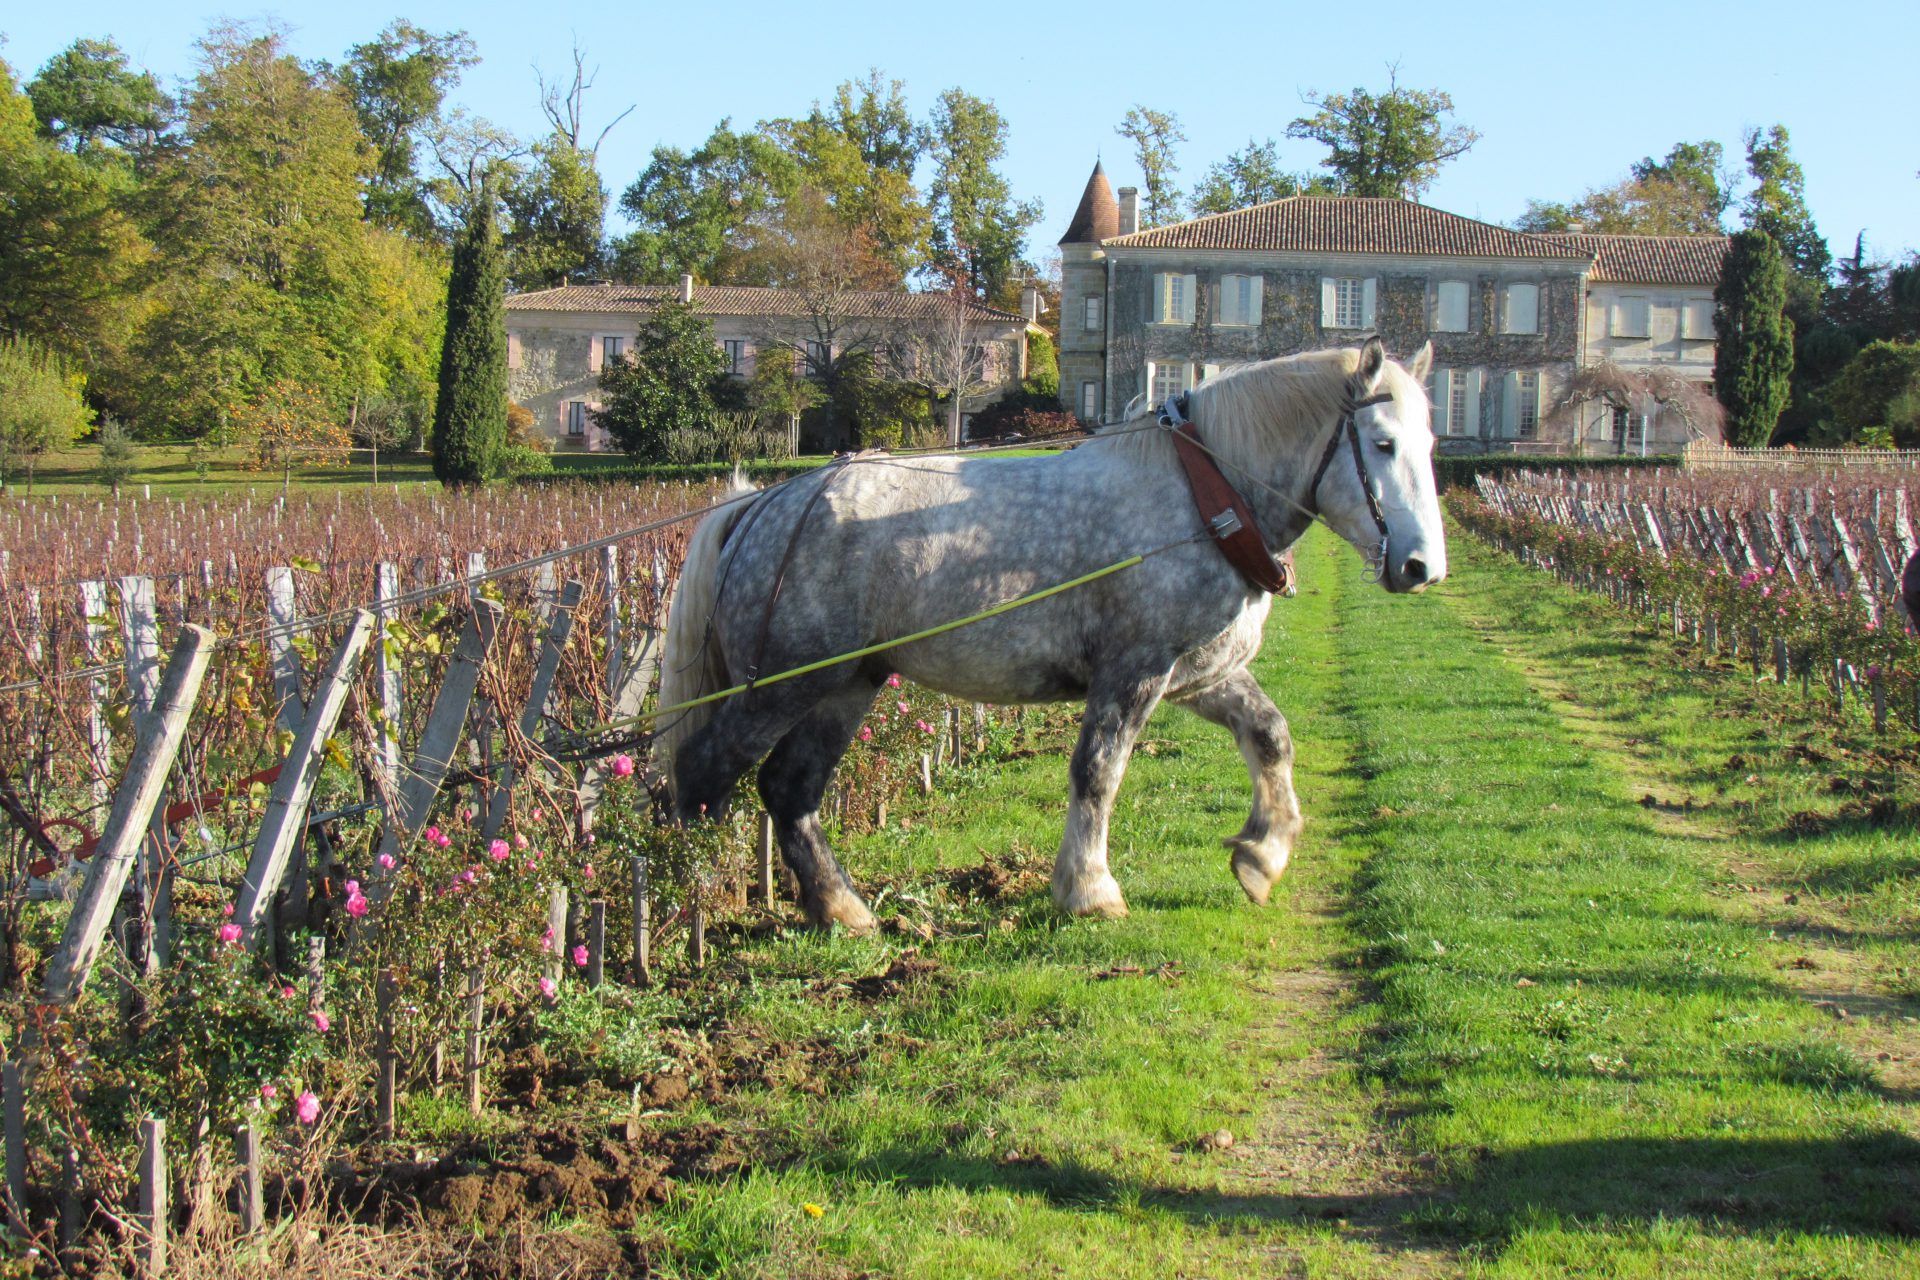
[1160,387,1394,595]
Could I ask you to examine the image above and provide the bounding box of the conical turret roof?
[1059,161,1119,246]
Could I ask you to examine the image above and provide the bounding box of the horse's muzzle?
[1389,555,1443,594]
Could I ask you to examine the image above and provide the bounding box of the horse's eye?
[1375,439,1396,456]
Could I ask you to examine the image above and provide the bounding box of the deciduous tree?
[1287,67,1478,199]
[1114,106,1186,227]
[335,21,477,236]
[925,89,1039,300]
[26,38,168,162]
[1714,229,1795,446]
[0,334,94,489]
[1188,138,1335,215]
[614,122,797,284]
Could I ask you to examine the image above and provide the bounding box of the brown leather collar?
[1165,414,1291,595]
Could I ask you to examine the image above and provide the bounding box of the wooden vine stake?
[630,857,651,987]
[756,813,775,905]
[376,967,398,1139]
[2,1061,24,1223]
[234,1125,263,1236]
[586,901,606,988]
[464,964,485,1115]
[135,1117,166,1277]
[43,626,214,1004]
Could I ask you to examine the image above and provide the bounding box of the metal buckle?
[1209,509,1243,538]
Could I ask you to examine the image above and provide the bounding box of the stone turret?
[1057,162,1118,420]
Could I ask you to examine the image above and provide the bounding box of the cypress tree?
[432,190,508,485]
[1713,229,1795,446]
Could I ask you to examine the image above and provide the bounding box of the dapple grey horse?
[657,338,1444,931]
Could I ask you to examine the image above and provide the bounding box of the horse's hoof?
[809,893,878,936]
[1228,839,1288,906]
[1055,875,1128,919]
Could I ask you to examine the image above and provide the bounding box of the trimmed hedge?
[1432,453,1680,490]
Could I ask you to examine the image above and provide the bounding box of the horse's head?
[1312,337,1447,594]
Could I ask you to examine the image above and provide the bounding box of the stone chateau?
[1056,162,1729,453]
[505,277,1036,451]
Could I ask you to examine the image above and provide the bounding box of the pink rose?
[532,808,544,822]
[916,719,933,734]
[218,922,243,946]
[612,754,635,778]
[424,826,441,844]
[344,879,359,896]
[538,976,557,1000]
[222,902,235,918]
[459,867,478,884]
[886,673,901,688]
[377,853,396,870]
[858,725,873,742]
[897,701,910,715]
[572,945,589,967]
[583,864,595,880]
[345,895,369,918]
[513,833,529,850]
[489,839,510,862]
[294,1091,320,1125]
[461,807,474,822]
[311,1010,330,1033]
[541,927,555,953]
[261,1082,277,1100]
[280,985,295,999]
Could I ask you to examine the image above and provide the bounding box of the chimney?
[1117,187,1139,236]
[679,273,694,304]
[1020,285,1041,322]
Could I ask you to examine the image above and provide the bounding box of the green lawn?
[536,522,1918,1278]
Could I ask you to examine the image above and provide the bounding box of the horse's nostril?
[1403,557,1428,585]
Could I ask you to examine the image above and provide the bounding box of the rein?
[1159,387,1393,594]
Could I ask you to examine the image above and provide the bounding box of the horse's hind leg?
[1175,668,1301,905]
[756,684,880,934]
[1054,666,1170,918]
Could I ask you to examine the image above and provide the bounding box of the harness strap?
[1161,394,1291,595]
[1308,391,1395,544]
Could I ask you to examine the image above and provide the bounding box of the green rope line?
[603,553,1148,734]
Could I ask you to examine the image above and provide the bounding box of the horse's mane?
[1092,347,1418,472]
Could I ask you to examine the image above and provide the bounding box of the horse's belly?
[1166,597,1269,697]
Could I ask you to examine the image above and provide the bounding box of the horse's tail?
[655,473,758,800]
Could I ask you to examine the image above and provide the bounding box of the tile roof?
[1059,160,1119,246]
[505,283,1026,324]
[1102,196,1592,261]
[1532,233,1729,286]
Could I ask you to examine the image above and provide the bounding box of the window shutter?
[1428,368,1447,434]
[1247,277,1263,327]
[1181,274,1198,324]
[1361,278,1378,329]
[1321,277,1337,327]
[1142,362,1154,396]
[507,331,522,370]
[1463,370,1483,437]
[1501,371,1519,438]
[1153,274,1169,321]
[1202,362,1220,382]
[588,336,603,373]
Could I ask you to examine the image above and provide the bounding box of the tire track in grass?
[1193,528,1459,1279]
[1327,533,1920,1277]
[1437,529,1920,1117]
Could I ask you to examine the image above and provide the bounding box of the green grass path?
[638,526,1919,1279]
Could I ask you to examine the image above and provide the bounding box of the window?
[601,335,626,365]
[1148,361,1190,404]
[722,339,746,374]
[1611,295,1650,338]
[1502,283,1540,335]
[1153,273,1197,324]
[1434,281,1469,333]
[566,401,587,437]
[1515,371,1540,439]
[1083,295,1104,332]
[1321,276,1375,329]
[1438,368,1480,437]
[1079,380,1100,421]
[1218,274,1263,327]
[507,330,522,370]
[1681,299,1716,339]
[801,340,829,373]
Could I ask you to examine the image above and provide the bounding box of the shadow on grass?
[836,1130,1920,1248]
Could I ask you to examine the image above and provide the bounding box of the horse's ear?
[1355,335,1386,391]
[1407,341,1433,383]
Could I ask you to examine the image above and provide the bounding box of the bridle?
[1307,389,1396,552]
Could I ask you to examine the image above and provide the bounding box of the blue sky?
[6,1,1918,265]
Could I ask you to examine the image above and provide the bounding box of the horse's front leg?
[1175,668,1301,905]
[1054,667,1170,918]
